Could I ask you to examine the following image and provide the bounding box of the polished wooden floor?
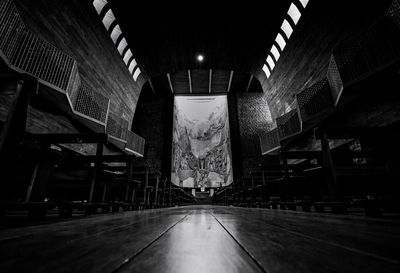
[0,206,399,273]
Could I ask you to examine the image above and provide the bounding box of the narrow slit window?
[262,64,271,78]
[270,45,280,62]
[117,38,128,55]
[288,3,301,25]
[281,19,293,39]
[102,9,115,31]
[266,55,275,70]
[133,68,141,81]
[275,33,286,51]
[299,0,310,8]
[128,59,137,73]
[93,0,108,15]
[110,24,122,43]
[123,49,133,65]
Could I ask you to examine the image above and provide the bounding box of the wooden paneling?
[14,0,142,126]
[256,0,394,119]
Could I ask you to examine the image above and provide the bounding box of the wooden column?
[0,77,36,202]
[251,173,255,203]
[88,136,104,203]
[261,170,266,203]
[101,182,108,203]
[25,162,40,202]
[144,166,149,205]
[162,178,167,206]
[169,180,172,206]
[321,131,337,201]
[280,151,289,201]
[154,173,160,206]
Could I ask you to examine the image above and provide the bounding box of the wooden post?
[144,166,149,205]
[0,77,36,202]
[88,136,104,203]
[101,182,107,203]
[25,162,40,202]
[162,178,167,206]
[169,181,172,206]
[251,173,255,204]
[280,151,289,201]
[154,174,160,206]
[262,170,266,203]
[321,131,338,201]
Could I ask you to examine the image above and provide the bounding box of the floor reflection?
[122,209,262,273]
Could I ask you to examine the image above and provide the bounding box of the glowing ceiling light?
[275,33,286,51]
[102,9,115,31]
[266,55,275,70]
[196,54,204,62]
[133,68,141,81]
[262,64,271,78]
[281,19,293,39]
[288,3,301,25]
[93,0,108,15]
[270,45,280,62]
[299,0,310,8]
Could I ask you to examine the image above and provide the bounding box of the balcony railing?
[260,127,281,155]
[327,15,400,105]
[106,113,129,142]
[125,130,145,157]
[276,108,302,140]
[296,78,334,122]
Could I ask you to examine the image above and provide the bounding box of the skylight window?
[93,0,108,15]
[275,33,286,51]
[123,49,133,65]
[287,3,301,25]
[270,45,280,62]
[102,9,115,31]
[262,64,271,78]
[299,0,310,8]
[133,68,141,81]
[110,25,122,43]
[266,55,275,70]
[117,38,128,55]
[128,59,137,73]
[281,19,293,39]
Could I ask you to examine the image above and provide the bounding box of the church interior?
[1,0,400,272]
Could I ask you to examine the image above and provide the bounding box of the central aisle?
[0,206,399,273]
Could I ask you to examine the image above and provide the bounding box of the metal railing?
[276,108,302,140]
[388,0,400,29]
[327,14,400,105]
[72,83,109,124]
[0,0,78,93]
[125,130,145,157]
[106,113,129,141]
[260,127,281,155]
[296,78,334,122]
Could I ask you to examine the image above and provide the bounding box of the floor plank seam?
[211,213,270,273]
[263,221,400,265]
[110,213,190,273]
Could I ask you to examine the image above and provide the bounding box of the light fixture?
[196,54,204,62]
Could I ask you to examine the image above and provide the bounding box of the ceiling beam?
[188,70,192,94]
[227,70,234,93]
[166,73,174,94]
[245,74,254,92]
[209,69,212,94]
